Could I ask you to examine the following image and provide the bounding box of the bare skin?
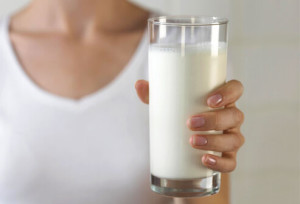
[10,0,149,99]
[9,0,244,203]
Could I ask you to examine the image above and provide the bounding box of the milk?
[149,43,227,179]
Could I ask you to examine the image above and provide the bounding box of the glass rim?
[148,15,228,26]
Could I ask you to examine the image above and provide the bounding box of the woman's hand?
[135,79,245,173]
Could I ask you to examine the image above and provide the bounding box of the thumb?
[135,80,149,104]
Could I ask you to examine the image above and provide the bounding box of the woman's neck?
[12,0,149,37]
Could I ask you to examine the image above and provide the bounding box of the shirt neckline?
[2,16,148,111]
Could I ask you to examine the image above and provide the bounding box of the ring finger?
[187,107,244,131]
[190,133,244,152]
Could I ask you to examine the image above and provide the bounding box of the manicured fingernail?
[193,136,207,146]
[189,117,205,128]
[207,94,222,106]
[205,156,217,166]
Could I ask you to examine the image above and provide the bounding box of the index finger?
[207,80,244,108]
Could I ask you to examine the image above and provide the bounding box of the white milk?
[149,43,227,179]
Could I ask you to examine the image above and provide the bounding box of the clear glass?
[148,16,228,197]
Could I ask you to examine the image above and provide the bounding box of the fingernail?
[190,117,205,128]
[207,94,222,106]
[205,156,217,166]
[193,136,207,146]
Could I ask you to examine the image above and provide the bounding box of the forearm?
[173,174,230,204]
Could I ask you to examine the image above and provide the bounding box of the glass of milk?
[148,16,228,197]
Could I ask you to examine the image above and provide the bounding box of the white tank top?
[0,16,172,204]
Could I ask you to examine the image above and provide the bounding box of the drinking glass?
[148,16,228,197]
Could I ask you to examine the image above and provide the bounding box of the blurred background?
[0,0,299,203]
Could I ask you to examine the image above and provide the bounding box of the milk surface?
[149,43,227,179]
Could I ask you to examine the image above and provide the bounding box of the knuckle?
[230,159,237,172]
[232,133,244,150]
[233,108,244,124]
[222,156,237,173]
[221,161,237,173]
[230,80,244,91]
[214,112,223,130]
[221,153,237,173]
[232,137,240,151]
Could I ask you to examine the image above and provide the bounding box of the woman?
[0,0,244,203]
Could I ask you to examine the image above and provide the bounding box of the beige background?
[0,0,299,203]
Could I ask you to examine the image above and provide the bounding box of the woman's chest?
[0,94,150,202]
[9,31,143,99]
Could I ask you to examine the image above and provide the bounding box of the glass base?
[151,173,220,197]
